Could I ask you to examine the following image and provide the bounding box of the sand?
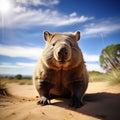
[0,81,120,120]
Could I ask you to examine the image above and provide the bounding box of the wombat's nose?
[58,47,68,60]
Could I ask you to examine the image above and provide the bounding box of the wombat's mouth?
[57,60,66,64]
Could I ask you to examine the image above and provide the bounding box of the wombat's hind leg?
[69,95,84,108]
[68,81,85,108]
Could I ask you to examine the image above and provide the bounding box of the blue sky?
[0,0,120,75]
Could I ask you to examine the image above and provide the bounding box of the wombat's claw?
[37,96,50,106]
[69,96,84,108]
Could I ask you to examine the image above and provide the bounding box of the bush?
[15,74,23,80]
[105,70,120,85]
[99,44,120,72]
[89,71,105,82]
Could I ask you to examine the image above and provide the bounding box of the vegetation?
[88,70,120,85]
[0,76,32,85]
[105,70,120,85]
[99,44,120,72]
[88,71,105,82]
[15,74,23,80]
[0,76,10,96]
[0,75,32,96]
[99,44,120,85]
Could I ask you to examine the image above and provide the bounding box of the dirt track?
[0,81,120,120]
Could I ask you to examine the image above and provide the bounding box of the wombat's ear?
[44,31,52,41]
[74,31,80,41]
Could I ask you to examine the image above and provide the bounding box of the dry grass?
[0,77,32,96]
[89,70,120,85]
[105,70,120,85]
[0,77,10,96]
[89,71,105,82]
[0,77,32,85]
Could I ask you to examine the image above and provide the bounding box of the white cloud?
[86,63,105,73]
[15,0,59,6]
[56,16,94,26]
[0,63,19,68]
[84,24,120,35]
[0,62,36,75]
[0,3,94,28]
[83,53,105,72]
[0,62,36,68]
[87,63,105,72]
[83,53,99,62]
[70,12,77,17]
[16,62,36,67]
[82,20,120,37]
[13,5,27,13]
[0,44,43,59]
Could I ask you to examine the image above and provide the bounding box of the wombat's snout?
[58,47,68,59]
[55,46,71,63]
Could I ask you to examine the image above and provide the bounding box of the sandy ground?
[0,81,120,120]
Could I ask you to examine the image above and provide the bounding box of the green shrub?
[105,70,120,85]
[15,74,23,80]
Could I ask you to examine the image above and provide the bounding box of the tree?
[15,74,23,80]
[99,44,120,72]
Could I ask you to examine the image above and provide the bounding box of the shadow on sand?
[51,92,120,120]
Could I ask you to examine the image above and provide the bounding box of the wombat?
[33,31,89,108]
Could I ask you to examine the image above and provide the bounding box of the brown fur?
[33,31,89,108]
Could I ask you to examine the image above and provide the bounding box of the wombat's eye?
[70,42,74,47]
[52,43,55,46]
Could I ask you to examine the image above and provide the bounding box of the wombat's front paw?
[69,96,84,108]
[37,96,50,106]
